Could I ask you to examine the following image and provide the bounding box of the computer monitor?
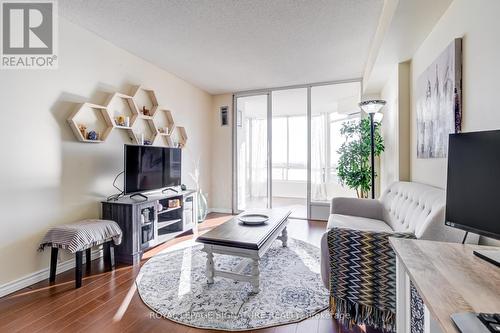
[446,130,500,266]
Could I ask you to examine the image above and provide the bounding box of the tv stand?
[473,249,500,267]
[101,190,197,264]
[129,192,148,201]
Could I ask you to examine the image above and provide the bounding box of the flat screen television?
[124,145,181,195]
[446,130,500,241]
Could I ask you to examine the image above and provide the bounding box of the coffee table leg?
[206,250,214,284]
[251,258,260,293]
[281,227,288,247]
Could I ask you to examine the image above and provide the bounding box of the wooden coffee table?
[196,209,291,293]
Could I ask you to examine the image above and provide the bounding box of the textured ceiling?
[60,0,383,94]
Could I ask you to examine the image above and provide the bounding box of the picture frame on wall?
[220,106,229,126]
[416,38,462,159]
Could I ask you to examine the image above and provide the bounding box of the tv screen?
[446,130,500,240]
[124,145,181,194]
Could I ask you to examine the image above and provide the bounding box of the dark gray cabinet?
[101,190,197,264]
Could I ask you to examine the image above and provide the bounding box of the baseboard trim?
[0,249,102,298]
[208,208,232,214]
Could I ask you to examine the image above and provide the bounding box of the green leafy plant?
[336,117,384,198]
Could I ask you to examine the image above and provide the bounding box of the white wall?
[411,0,500,188]
[410,0,500,245]
[380,66,399,190]
[380,61,410,192]
[0,18,213,287]
[210,94,233,213]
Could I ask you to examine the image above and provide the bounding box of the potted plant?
[336,117,384,198]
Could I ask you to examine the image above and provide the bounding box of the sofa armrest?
[330,197,384,221]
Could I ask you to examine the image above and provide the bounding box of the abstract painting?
[416,38,462,158]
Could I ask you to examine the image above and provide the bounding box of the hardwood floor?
[0,214,376,333]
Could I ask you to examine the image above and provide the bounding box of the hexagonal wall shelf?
[67,103,113,143]
[169,126,188,148]
[177,126,188,147]
[127,117,158,146]
[130,85,159,119]
[105,92,139,129]
[153,108,176,146]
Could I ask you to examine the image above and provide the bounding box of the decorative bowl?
[238,213,269,225]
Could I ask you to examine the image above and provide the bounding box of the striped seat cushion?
[39,219,122,253]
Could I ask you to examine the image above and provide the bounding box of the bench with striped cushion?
[39,219,122,288]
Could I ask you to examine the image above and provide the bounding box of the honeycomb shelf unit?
[130,85,159,119]
[67,103,113,143]
[67,85,188,148]
[105,92,139,129]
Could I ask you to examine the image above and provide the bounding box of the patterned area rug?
[136,238,329,331]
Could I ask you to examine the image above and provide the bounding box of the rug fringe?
[329,296,395,332]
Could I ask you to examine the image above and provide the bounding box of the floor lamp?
[359,100,386,199]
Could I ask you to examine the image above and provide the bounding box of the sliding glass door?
[309,83,360,218]
[271,88,308,218]
[234,94,269,212]
[234,81,361,220]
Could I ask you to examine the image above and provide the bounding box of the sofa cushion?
[327,214,393,233]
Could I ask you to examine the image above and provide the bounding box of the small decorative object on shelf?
[78,124,87,138]
[135,133,144,145]
[115,115,129,127]
[181,184,187,191]
[142,208,151,223]
[158,127,169,135]
[168,199,181,208]
[142,106,150,117]
[144,139,152,145]
[87,130,99,141]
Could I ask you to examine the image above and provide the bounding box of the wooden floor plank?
[2,267,134,332]
[56,279,138,332]
[31,269,141,333]
[274,323,297,333]
[0,214,380,333]
[0,260,126,323]
[295,313,320,333]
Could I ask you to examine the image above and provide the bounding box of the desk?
[389,238,500,333]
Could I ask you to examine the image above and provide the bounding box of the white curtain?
[248,118,268,198]
[311,114,327,201]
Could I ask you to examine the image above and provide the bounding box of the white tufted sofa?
[320,181,478,288]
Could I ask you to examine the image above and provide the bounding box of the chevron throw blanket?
[327,227,415,332]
